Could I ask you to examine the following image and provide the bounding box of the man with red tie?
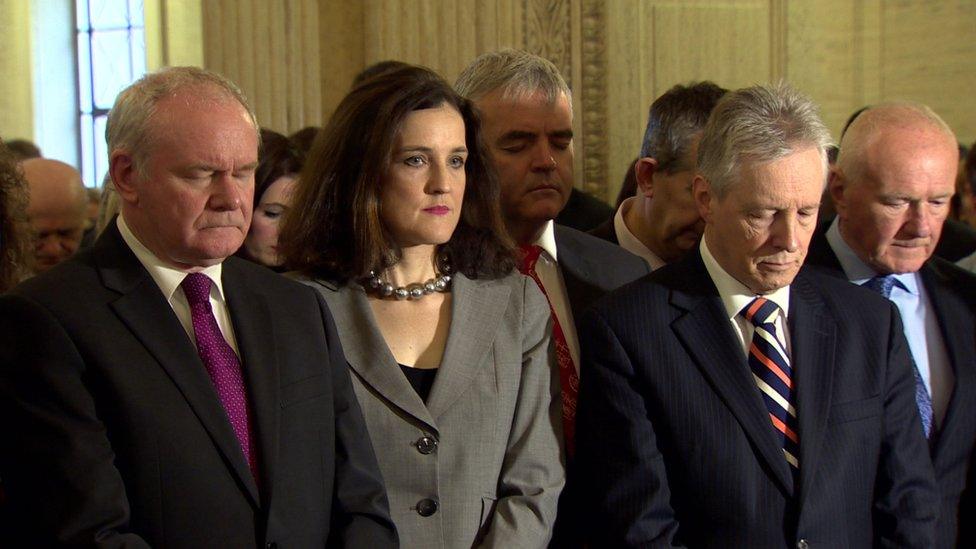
[574,83,938,547]
[0,67,397,547]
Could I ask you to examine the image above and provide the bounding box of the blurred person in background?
[237,130,303,270]
[0,140,32,291]
[21,158,87,274]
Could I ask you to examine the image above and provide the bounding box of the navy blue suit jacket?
[806,227,976,548]
[575,250,939,547]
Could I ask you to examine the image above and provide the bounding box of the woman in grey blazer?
[281,65,565,548]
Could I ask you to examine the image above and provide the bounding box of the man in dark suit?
[575,83,938,547]
[0,67,397,547]
[590,82,726,271]
[807,102,976,548]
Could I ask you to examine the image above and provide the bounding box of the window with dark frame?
[76,0,146,188]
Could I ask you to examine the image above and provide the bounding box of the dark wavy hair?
[255,129,304,207]
[0,140,32,290]
[281,64,515,282]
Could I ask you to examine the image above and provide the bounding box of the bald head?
[831,103,958,274]
[22,158,87,273]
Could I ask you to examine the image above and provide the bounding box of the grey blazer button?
[416,435,437,454]
[796,540,809,549]
[416,498,439,517]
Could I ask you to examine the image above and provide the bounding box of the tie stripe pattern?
[742,297,800,471]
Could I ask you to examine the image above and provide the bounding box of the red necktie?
[181,273,260,481]
[519,245,579,456]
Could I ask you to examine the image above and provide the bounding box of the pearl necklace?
[365,267,452,300]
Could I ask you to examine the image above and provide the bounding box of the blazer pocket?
[828,395,882,425]
[475,495,498,542]
[280,375,326,408]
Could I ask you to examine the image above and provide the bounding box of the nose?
[208,172,245,210]
[529,142,557,173]
[771,213,800,253]
[902,202,933,238]
[425,163,453,195]
[36,235,63,258]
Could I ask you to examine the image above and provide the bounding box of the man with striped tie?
[574,83,938,548]
[807,103,976,548]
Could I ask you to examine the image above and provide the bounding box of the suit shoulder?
[554,224,648,274]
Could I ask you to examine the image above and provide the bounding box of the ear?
[827,167,846,216]
[109,150,140,205]
[693,174,714,222]
[635,157,658,199]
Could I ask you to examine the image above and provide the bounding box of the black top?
[399,364,438,403]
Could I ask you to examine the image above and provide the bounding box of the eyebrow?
[498,129,574,142]
[396,146,468,154]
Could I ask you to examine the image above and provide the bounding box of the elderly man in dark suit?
[807,102,976,548]
[0,67,397,547]
[575,83,938,547]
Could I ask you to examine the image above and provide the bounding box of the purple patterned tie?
[180,272,259,479]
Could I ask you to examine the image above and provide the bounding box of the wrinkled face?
[698,146,824,294]
[475,89,574,231]
[242,174,296,267]
[832,130,957,274]
[380,103,467,249]
[29,208,84,272]
[118,91,258,269]
[643,137,705,262]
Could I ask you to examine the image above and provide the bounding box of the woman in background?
[0,139,31,291]
[238,130,303,270]
[282,65,564,548]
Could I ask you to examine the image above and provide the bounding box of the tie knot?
[741,297,781,327]
[181,272,214,305]
[862,275,899,298]
[519,244,544,275]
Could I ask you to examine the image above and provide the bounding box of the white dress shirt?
[700,238,792,358]
[826,218,953,425]
[117,215,241,356]
[533,220,581,372]
[614,197,666,271]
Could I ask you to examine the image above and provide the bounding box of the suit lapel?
[223,260,279,504]
[97,227,260,505]
[668,254,795,496]
[426,275,509,420]
[920,263,976,463]
[555,227,603,326]
[323,283,438,431]
[788,272,836,508]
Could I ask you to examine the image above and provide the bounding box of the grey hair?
[640,81,727,173]
[106,66,258,174]
[697,82,833,196]
[455,49,571,105]
[837,102,957,183]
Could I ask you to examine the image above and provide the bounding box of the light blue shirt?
[826,218,954,426]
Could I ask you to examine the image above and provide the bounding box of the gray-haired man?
[574,83,938,547]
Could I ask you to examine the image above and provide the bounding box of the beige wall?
[3,0,973,203]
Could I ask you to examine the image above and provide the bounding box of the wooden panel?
[0,0,33,140]
[652,1,771,96]
[881,0,976,144]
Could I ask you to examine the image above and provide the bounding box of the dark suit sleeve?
[0,294,150,548]
[574,307,684,548]
[315,292,399,548]
[873,304,940,548]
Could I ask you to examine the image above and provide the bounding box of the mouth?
[423,205,451,215]
[529,183,562,194]
[758,259,796,272]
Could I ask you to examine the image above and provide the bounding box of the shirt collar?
[700,237,791,321]
[117,214,227,302]
[614,197,666,270]
[826,217,919,295]
[534,219,559,262]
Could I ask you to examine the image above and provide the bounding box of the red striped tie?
[742,297,799,472]
[519,245,579,456]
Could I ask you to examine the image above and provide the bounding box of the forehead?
[730,147,826,205]
[861,129,957,193]
[395,104,466,142]
[147,90,258,160]
[475,88,572,132]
